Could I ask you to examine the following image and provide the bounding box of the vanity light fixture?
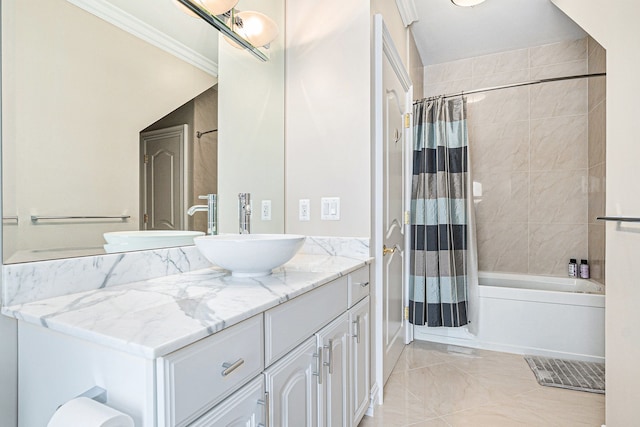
[200,0,239,15]
[226,11,278,49]
[175,0,270,61]
[451,0,486,6]
[173,0,238,17]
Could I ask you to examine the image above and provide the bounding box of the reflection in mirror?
[1,0,284,263]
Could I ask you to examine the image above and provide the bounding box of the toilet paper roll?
[47,397,134,427]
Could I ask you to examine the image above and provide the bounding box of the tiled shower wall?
[424,38,605,278]
[587,37,606,284]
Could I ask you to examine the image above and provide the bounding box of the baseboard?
[365,382,381,417]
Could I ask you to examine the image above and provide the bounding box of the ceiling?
[411,0,587,66]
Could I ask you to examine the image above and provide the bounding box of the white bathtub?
[413,271,605,362]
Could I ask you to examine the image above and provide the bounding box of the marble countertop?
[2,253,370,359]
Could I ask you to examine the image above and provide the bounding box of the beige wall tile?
[588,76,606,111]
[427,40,603,277]
[529,223,588,275]
[529,170,588,224]
[467,86,529,124]
[472,48,529,78]
[425,58,473,85]
[588,223,606,285]
[530,37,587,68]
[469,121,529,172]
[424,79,473,98]
[588,100,606,167]
[588,163,606,223]
[588,37,606,74]
[530,79,588,119]
[530,115,588,171]
[472,69,530,90]
[473,172,529,223]
[476,222,528,273]
[530,59,587,80]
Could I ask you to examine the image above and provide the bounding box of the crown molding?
[66,0,218,76]
[395,0,419,27]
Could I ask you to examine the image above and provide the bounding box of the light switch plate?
[299,199,310,221]
[320,197,340,220]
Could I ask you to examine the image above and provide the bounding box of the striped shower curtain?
[409,96,470,328]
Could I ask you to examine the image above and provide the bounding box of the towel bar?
[31,215,130,223]
[596,216,640,223]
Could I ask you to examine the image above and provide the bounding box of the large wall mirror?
[1,0,285,264]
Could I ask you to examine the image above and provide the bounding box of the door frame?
[140,124,190,231]
[372,14,413,405]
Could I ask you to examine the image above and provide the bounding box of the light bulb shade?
[235,11,278,47]
[451,0,486,6]
[174,0,204,18]
[200,0,238,15]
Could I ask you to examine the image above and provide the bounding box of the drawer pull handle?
[358,281,369,288]
[221,358,245,377]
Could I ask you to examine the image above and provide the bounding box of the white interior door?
[373,14,413,398]
[140,125,188,230]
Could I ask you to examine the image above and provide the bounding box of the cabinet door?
[265,336,319,427]
[317,313,349,427]
[349,296,370,426]
[189,376,265,427]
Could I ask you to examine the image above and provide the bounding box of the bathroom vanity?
[4,250,371,426]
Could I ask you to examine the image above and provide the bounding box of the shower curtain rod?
[414,72,606,104]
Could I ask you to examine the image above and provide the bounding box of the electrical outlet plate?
[320,197,340,220]
[299,199,310,221]
[261,200,272,221]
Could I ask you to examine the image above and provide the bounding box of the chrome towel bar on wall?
[31,215,130,223]
[596,216,640,223]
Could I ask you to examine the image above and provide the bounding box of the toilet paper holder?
[54,386,107,412]
[77,386,107,404]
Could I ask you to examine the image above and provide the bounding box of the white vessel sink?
[194,234,306,277]
[104,230,205,253]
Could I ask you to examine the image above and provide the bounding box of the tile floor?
[359,341,605,427]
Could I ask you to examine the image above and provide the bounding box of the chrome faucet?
[187,194,218,235]
[238,193,251,234]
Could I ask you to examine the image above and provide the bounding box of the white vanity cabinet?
[349,296,370,425]
[264,265,370,427]
[317,313,350,427]
[264,335,320,426]
[156,315,264,427]
[189,376,266,427]
[15,262,371,427]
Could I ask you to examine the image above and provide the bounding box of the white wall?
[2,0,215,260]
[218,0,285,234]
[551,1,640,425]
[284,0,371,237]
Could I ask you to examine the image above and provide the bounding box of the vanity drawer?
[264,276,348,366]
[348,265,370,308]
[157,315,264,427]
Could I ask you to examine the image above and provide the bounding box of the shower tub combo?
[414,271,605,363]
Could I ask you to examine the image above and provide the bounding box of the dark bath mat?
[524,355,605,394]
